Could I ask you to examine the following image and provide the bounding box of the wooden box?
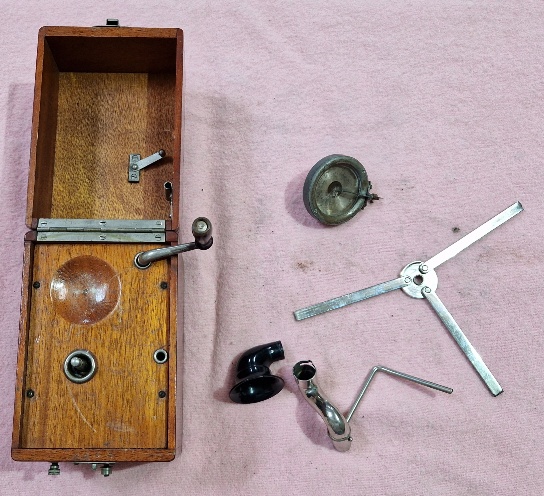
[12,25,183,469]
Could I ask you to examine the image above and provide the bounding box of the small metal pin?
[101,464,112,477]
[419,264,429,274]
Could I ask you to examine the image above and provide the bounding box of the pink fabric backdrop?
[1,1,543,494]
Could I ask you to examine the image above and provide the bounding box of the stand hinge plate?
[36,219,166,243]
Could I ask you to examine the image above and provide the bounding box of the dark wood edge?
[25,31,46,228]
[168,256,178,451]
[12,448,175,462]
[39,26,180,38]
[11,242,35,448]
[172,30,183,232]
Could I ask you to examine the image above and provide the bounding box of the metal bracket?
[294,201,524,396]
[128,150,165,182]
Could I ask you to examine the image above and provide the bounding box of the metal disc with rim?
[303,154,371,225]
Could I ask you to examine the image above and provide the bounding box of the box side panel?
[12,448,175,463]
[44,28,178,73]
[12,241,35,450]
[171,30,183,232]
[26,36,59,226]
[167,256,178,451]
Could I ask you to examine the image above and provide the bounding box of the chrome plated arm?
[421,286,502,396]
[294,276,410,321]
[134,217,213,269]
[346,365,452,422]
[293,361,352,452]
[135,242,197,268]
[424,201,523,270]
[294,361,452,452]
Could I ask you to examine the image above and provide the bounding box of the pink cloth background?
[1,1,543,494]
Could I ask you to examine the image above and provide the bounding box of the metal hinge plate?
[36,219,166,243]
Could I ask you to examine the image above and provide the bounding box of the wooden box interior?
[27,29,181,225]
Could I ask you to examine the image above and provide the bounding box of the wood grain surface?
[26,27,183,227]
[16,26,183,463]
[50,72,175,220]
[11,448,175,463]
[17,243,174,451]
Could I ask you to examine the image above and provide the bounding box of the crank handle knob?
[192,217,213,249]
[134,217,214,269]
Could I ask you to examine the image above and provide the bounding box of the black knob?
[229,341,285,404]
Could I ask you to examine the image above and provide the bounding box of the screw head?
[423,286,432,294]
[404,276,411,284]
[33,281,40,289]
[160,281,168,289]
[26,389,35,398]
[419,264,429,274]
[195,220,208,233]
[158,390,167,398]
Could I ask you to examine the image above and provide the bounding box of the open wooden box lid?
[26,25,183,231]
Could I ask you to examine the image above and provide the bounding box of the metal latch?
[37,219,166,243]
[128,150,166,182]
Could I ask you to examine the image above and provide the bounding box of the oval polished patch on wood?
[51,255,121,325]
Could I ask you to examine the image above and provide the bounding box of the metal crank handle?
[421,286,502,396]
[424,201,523,271]
[134,217,213,269]
[346,365,452,423]
[294,276,410,321]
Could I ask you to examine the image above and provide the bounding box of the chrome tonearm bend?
[294,202,524,396]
